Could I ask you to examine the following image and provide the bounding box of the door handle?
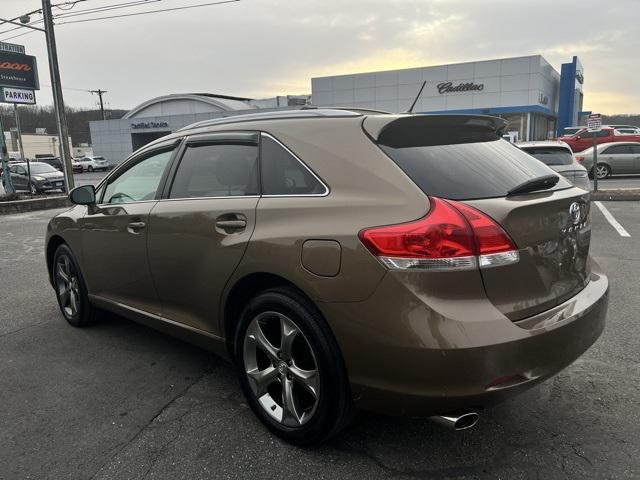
[126,221,146,234]
[215,219,247,229]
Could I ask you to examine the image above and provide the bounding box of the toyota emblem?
[569,202,581,225]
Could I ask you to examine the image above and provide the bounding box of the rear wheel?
[234,287,352,445]
[53,244,99,327]
[594,163,610,179]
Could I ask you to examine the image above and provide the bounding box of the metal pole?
[13,103,32,195]
[592,133,598,192]
[42,0,74,191]
[0,115,16,194]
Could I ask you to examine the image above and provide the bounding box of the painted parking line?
[594,201,631,237]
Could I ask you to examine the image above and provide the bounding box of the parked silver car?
[518,141,590,191]
[576,141,640,179]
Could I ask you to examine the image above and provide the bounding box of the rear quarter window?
[521,147,574,166]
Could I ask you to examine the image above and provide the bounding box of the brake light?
[359,197,519,271]
[575,156,585,162]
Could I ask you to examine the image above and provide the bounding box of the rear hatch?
[364,115,591,321]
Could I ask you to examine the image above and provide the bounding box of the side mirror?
[576,135,581,140]
[69,184,96,205]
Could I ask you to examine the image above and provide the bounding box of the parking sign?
[587,113,602,132]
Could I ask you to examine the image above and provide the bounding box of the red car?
[559,127,640,152]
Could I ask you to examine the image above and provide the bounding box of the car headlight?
[33,176,45,181]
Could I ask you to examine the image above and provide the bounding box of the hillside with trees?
[0,106,128,146]
[602,114,640,127]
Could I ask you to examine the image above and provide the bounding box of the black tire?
[234,286,353,445]
[29,182,39,195]
[88,166,94,172]
[52,244,99,327]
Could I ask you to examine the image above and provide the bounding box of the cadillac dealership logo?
[437,81,484,94]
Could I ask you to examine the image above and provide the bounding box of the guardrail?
[0,194,71,215]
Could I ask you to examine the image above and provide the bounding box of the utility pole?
[42,0,74,190]
[90,89,108,120]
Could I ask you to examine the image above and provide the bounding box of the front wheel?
[52,244,99,327]
[234,287,353,445]
[87,166,94,172]
[30,182,39,195]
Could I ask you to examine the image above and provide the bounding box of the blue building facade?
[556,56,584,136]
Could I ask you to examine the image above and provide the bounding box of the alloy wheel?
[243,311,320,427]
[55,254,81,318]
[30,183,38,195]
[596,165,609,179]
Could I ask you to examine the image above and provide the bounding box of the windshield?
[522,147,574,166]
[29,163,58,174]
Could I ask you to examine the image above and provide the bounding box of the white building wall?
[312,55,560,114]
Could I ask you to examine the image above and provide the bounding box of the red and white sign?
[587,113,602,132]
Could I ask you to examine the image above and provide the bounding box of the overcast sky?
[2,0,639,113]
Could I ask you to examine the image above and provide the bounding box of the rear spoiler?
[363,114,508,148]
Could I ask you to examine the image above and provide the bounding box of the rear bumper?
[320,264,608,417]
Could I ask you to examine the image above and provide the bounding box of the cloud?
[1,0,638,113]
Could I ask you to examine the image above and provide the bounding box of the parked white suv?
[518,141,590,191]
[76,156,109,172]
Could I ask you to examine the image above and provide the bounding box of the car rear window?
[378,133,569,200]
[521,147,574,166]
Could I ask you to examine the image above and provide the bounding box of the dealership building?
[89,55,585,163]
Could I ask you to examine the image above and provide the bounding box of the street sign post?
[587,113,602,191]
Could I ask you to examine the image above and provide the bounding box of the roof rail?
[177,108,365,132]
[301,105,391,115]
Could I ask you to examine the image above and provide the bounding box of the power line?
[0,1,157,36]
[55,0,240,25]
[0,0,238,40]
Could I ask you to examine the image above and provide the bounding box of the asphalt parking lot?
[1,202,639,479]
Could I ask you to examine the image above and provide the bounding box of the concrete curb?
[591,189,640,201]
[0,195,71,215]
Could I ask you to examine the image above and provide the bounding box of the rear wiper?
[507,174,559,196]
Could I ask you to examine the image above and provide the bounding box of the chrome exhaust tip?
[430,410,479,431]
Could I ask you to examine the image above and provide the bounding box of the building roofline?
[123,93,255,119]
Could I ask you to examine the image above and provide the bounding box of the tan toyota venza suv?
[47,110,608,444]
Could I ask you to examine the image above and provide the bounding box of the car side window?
[9,165,17,173]
[260,134,326,196]
[169,143,259,199]
[604,145,630,155]
[16,165,26,175]
[630,145,640,154]
[102,149,173,204]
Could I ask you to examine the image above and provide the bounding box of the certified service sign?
[1,87,36,104]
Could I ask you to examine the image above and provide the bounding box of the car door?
[601,144,633,173]
[11,165,27,190]
[629,144,640,173]
[77,141,180,315]
[146,132,260,334]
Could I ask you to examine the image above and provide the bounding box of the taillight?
[575,156,584,162]
[359,197,519,271]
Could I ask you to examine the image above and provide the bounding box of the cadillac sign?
[437,81,484,94]
[0,50,40,90]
